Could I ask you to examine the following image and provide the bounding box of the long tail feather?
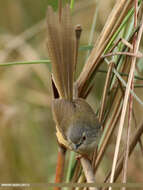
[47,5,75,100]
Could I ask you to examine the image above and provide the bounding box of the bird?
[46,5,101,155]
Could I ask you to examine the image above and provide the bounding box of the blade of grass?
[105,59,143,107]
[86,0,99,60]
[66,152,76,183]
[79,45,93,51]
[70,0,75,10]
[97,69,143,81]
[0,60,51,68]
[108,20,140,93]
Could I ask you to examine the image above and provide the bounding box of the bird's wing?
[52,99,75,138]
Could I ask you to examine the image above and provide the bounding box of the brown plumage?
[47,5,75,100]
[47,5,101,154]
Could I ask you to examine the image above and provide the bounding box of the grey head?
[66,121,101,153]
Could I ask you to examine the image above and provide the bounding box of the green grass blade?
[70,0,75,10]
[0,59,51,67]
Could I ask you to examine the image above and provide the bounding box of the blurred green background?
[0,0,143,189]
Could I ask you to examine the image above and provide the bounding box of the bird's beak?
[73,142,82,150]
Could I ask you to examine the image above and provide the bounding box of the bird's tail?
[47,5,75,100]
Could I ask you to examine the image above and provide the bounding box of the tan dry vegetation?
[0,0,142,189]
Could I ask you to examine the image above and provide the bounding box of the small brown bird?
[47,5,101,154]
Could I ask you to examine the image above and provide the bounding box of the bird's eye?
[82,135,86,141]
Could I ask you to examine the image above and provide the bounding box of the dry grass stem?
[104,122,143,186]
[122,1,138,189]
[109,15,143,188]
[108,66,143,106]
[0,0,143,188]
[132,110,143,155]
[103,51,142,58]
[76,0,134,97]
[80,157,99,190]
[99,62,114,123]
[54,145,66,190]
[94,97,122,173]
